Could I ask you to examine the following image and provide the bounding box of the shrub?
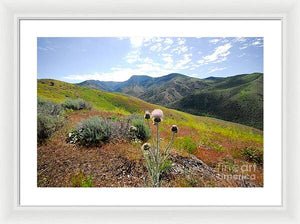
[61,98,92,110]
[37,97,65,142]
[37,114,57,141]
[38,97,63,116]
[132,119,151,141]
[109,120,131,141]
[174,136,197,154]
[73,116,112,146]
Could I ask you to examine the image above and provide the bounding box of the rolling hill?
[170,73,263,130]
[37,79,263,187]
[77,72,263,129]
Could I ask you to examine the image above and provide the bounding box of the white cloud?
[252,41,261,46]
[163,45,171,51]
[150,43,163,52]
[175,53,192,69]
[164,38,174,45]
[142,57,154,64]
[162,56,173,64]
[199,43,232,64]
[239,45,248,50]
[125,50,140,63]
[177,38,186,45]
[171,45,188,54]
[152,37,164,42]
[209,38,221,44]
[233,37,247,42]
[162,55,174,69]
[129,37,144,48]
[161,53,172,57]
[239,38,263,50]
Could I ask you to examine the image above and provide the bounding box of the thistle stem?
[155,123,160,187]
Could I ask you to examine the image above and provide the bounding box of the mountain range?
[77,72,263,130]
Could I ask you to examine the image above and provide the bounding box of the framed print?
[19,19,281,206]
[1,0,300,223]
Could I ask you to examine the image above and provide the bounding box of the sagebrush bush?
[174,136,197,154]
[132,119,151,141]
[61,98,92,110]
[37,114,57,141]
[37,97,65,142]
[74,116,112,146]
[38,97,64,116]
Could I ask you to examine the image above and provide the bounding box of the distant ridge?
[204,76,224,81]
[77,72,263,129]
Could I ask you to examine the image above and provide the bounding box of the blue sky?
[37,37,263,83]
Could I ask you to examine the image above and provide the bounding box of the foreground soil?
[38,111,262,187]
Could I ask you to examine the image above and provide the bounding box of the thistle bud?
[171,125,178,133]
[142,143,151,151]
[144,110,151,120]
[153,117,161,123]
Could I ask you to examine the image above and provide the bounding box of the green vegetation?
[37,78,264,187]
[38,79,146,114]
[73,116,112,146]
[77,72,263,130]
[61,98,92,110]
[71,172,93,187]
[241,147,263,165]
[37,79,263,149]
[37,97,65,142]
[174,136,197,154]
[132,119,151,142]
[170,73,263,130]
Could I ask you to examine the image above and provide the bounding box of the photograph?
[37,36,263,188]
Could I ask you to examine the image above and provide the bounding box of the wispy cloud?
[239,38,263,50]
[41,37,263,82]
[175,53,192,69]
[198,43,232,64]
[125,50,140,63]
[129,37,144,48]
[150,43,163,52]
[209,38,221,44]
[171,45,188,54]
[164,38,174,45]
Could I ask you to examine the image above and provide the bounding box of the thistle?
[138,109,177,187]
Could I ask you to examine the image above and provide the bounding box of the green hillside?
[170,73,263,129]
[38,79,262,143]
